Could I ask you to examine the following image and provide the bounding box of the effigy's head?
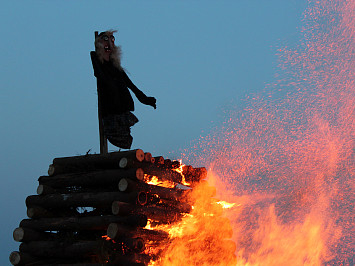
[95,30,122,68]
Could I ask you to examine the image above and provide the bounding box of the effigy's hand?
[146,97,157,109]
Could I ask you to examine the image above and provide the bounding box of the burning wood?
[107,223,168,243]
[10,149,236,265]
[111,201,183,224]
[117,178,188,201]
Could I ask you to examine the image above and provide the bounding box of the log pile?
[10,149,207,265]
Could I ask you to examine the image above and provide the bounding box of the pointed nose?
[108,40,113,50]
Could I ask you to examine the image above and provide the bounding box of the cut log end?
[136,168,144,180]
[37,184,55,195]
[154,156,165,164]
[144,152,152,162]
[13,228,24,242]
[137,192,148,206]
[9,251,35,266]
[9,251,21,265]
[119,157,128,168]
[107,223,124,239]
[112,201,132,215]
[135,149,145,162]
[48,164,55,176]
[118,178,129,192]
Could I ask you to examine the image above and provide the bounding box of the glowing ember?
[101,235,112,241]
[182,0,354,265]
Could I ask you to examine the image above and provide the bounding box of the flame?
[101,235,111,241]
[173,159,191,186]
[216,201,236,209]
[145,174,175,188]
[180,0,353,264]
[146,176,237,266]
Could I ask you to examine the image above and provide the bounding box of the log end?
[119,157,128,168]
[9,251,21,265]
[9,251,35,265]
[132,237,145,253]
[47,164,55,176]
[137,192,147,206]
[37,185,55,195]
[26,208,34,219]
[118,178,129,192]
[154,156,165,164]
[13,228,24,242]
[107,223,124,239]
[144,152,152,163]
[136,168,144,181]
[112,201,132,215]
[135,149,145,162]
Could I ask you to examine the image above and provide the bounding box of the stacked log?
[10,149,207,265]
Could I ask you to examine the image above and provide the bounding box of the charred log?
[118,178,188,201]
[9,251,38,266]
[153,156,164,165]
[13,227,57,242]
[111,201,182,223]
[20,214,147,231]
[119,159,182,183]
[19,240,102,259]
[40,168,144,188]
[183,166,207,183]
[49,150,145,176]
[107,223,169,242]
[144,152,153,163]
[26,191,139,209]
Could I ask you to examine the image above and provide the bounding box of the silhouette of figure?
[91,30,156,149]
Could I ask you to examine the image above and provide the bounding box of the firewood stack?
[10,149,207,265]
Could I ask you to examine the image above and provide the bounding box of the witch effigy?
[91,30,156,149]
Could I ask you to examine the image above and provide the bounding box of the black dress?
[90,51,152,149]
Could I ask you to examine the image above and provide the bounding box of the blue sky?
[0,1,307,263]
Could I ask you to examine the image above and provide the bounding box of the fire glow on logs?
[10,149,237,265]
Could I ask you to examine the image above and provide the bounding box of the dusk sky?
[1,1,308,263]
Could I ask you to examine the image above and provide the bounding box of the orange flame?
[146,173,237,266]
[182,0,353,264]
[145,174,175,188]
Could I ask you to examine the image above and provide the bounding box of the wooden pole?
[95,31,108,154]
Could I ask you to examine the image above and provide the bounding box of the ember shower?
[186,0,354,265]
